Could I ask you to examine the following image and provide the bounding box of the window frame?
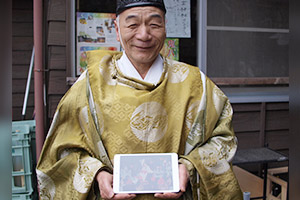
[196,0,289,103]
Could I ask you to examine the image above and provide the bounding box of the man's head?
[115,0,166,69]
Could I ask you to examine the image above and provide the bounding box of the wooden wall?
[233,102,289,172]
[46,0,69,122]
[12,0,34,121]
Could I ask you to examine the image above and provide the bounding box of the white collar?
[117,51,163,85]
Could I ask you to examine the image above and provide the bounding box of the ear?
[114,20,120,42]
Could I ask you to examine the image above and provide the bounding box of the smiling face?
[115,6,166,69]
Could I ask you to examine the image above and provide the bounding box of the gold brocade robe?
[36,50,243,200]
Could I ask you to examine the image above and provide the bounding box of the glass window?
[207,31,288,77]
[207,0,289,29]
[205,0,289,78]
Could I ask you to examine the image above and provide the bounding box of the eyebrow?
[125,13,164,22]
[125,15,138,22]
[149,14,163,20]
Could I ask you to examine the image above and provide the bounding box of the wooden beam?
[48,70,68,94]
[268,167,288,175]
[260,102,266,147]
[47,21,66,46]
[47,0,66,21]
[211,77,289,86]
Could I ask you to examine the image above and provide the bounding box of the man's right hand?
[96,170,136,200]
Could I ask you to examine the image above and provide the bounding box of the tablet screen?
[113,153,179,194]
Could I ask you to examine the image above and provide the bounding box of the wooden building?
[12,0,34,121]
[12,0,289,173]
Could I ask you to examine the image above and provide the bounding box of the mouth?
[134,44,153,50]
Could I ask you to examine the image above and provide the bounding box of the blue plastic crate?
[12,120,36,195]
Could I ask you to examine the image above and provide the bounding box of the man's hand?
[154,164,189,199]
[96,170,136,200]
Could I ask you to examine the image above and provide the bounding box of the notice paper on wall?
[165,0,191,38]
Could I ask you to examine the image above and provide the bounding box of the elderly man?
[36,0,242,199]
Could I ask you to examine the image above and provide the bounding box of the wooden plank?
[12,0,33,9]
[12,22,33,36]
[12,51,32,65]
[48,95,63,118]
[211,77,289,86]
[266,102,289,111]
[12,79,34,93]
[266,130,289,150]
[12,10,33,22]
[13,36,33,51]
[47,22,66,46]
[49,46,66,54]
[12,93,34,107]
[278,149,289,157]
[259,102,266,147]
[235,132,261,149]
[12,107,34,121]
[267,174,287,188]
[49,55,66,70]
[233,166,263,198]
[232,103,261,112]
[265,110,289,131]
[48,46,66,70]
[48,70,68,94]
[232,112,261,132]
[65,1,72,77]
[12,65,32,79]
[47,0,66,21]
[268,167,288,175]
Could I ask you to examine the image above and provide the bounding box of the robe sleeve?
[180,76,243,200]
[36,75,105,200]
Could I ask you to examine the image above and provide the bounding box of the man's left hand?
[154,163,189,199]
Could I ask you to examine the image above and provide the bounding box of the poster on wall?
[76,12,121,75]
[161,38,179,61]
[165,0,191,38]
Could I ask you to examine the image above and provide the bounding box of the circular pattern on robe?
[130,102,168,143]
[169,62,189,83]
[198,146,230,175]
[36,169,56,200]
[73,157,102,193]
[197,136,237,175]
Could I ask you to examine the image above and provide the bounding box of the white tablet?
[113,153,180,194]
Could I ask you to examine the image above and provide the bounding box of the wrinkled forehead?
[118,6,165,21]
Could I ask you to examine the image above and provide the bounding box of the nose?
[136,25,151,41]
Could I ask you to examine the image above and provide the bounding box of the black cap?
[116,0,166,16]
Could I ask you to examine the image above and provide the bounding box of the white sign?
[165,0,191,38]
